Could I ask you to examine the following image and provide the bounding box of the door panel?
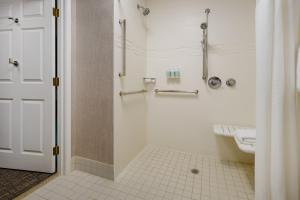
[23,0,44,17]
[0,99,13,151]
[0,2,12,20]
[0,0,55,173]
[21,99,44,154]
[22,28,44,82]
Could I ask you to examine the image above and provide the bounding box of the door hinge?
[53,145,59,156]
[53,7,60,17]
[53,77,59,87]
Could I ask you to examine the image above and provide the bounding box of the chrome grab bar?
[202,34,208,81]
[120,89,147,96]
[155,89,199,95]
[119,19,127,77]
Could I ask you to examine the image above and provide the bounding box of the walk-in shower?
[137,4,150,16]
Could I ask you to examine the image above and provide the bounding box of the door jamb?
[56,0,72,175]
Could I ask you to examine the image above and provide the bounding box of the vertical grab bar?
[202,31,208,81]
[201,9,210,81]
[119,19,127,77]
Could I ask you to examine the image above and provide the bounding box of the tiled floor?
[23,146,254,200]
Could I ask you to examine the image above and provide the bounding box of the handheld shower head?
[201,8,211,30]
[137,4,150,16]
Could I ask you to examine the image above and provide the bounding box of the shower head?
[143,8,150,16]
[137,4,150,16]
[205,8,211,15]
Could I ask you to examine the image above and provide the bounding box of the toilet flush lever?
[8,17,19,23]
[9,58,19,67]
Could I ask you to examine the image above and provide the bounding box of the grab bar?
[119,19,127,77]
[202,34,208,81]
[120,89,147,96]
[155,89,199,95]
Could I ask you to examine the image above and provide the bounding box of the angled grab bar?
[119,19,127,77]
[154,89,199,95]
[120,89,147,96]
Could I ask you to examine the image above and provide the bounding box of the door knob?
[9,58,19,67]
[8,17,19,23]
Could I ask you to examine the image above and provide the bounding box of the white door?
[0,0,56,173]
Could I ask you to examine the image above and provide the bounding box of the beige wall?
[113,0,148,177]
[72,0,114,165]
[145,0,256,163]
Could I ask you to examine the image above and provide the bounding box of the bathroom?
[0,0,299,199]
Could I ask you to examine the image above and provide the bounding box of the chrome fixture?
[226,78,237,87]
[137,4,150,16]
[208,77,222,89]
[9,58,19,67]
[119,19,127,77]
[8,17,19,23]
[155,89,199,95]
[201,8,210,81]
[120,89,147,96]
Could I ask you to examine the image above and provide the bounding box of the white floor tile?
[24,146,254,200]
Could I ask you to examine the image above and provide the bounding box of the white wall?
[145,0,256,163]
[113,0,148,177]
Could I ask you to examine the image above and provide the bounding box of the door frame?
[56,0,72,175]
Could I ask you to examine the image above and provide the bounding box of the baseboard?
[72,156,114,180]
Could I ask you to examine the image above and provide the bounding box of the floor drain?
[191,169,199,175]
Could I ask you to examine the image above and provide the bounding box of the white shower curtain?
[255,0,300,199]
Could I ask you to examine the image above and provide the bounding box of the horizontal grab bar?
[155,89,199,95]
[120,89,147,96]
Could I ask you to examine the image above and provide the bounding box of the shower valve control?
[208,76,222,89]
[226,79,237,87]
